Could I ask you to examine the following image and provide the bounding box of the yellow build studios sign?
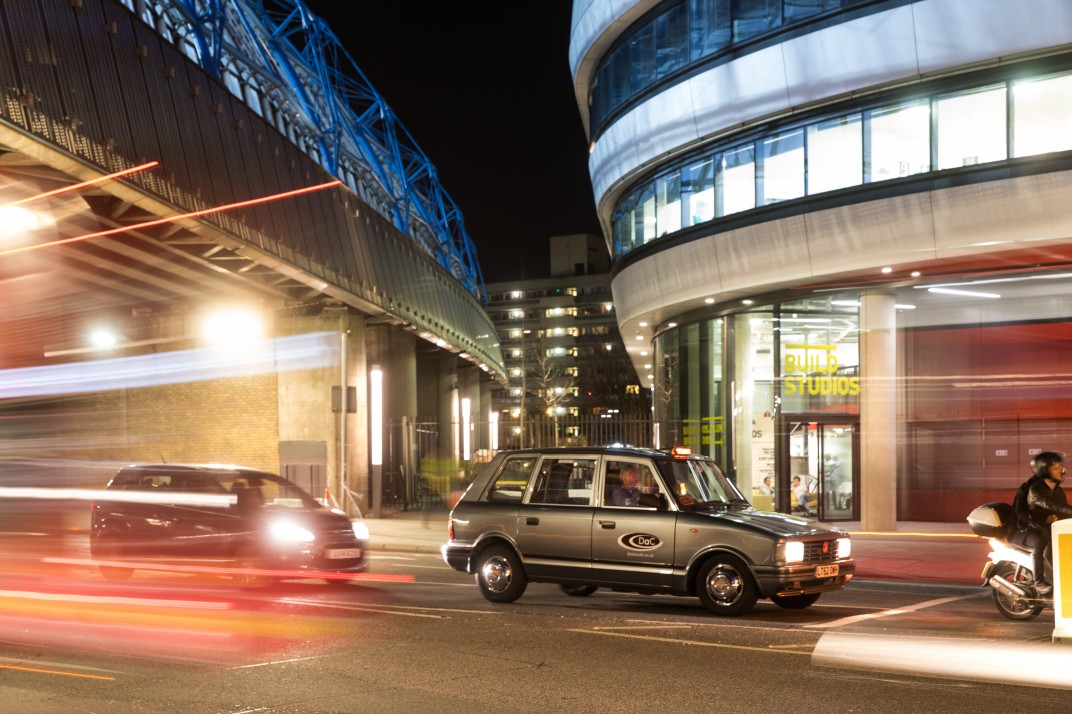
[783,344,860,396]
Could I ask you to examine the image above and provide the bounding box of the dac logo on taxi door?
[618,533,663,551]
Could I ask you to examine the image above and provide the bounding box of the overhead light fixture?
[881,267,893,274]
[704,298,715,304]
[895,304,917,310]
[638,321,648,327]
[831,300,860,307]
[927,287,1000,299]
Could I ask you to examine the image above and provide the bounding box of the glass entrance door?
[786,420,856,521]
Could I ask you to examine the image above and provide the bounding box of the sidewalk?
[363,510,990,586]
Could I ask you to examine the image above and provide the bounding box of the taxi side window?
[486,457,535,501]
[605,461,662,507]
[530,459,596,506]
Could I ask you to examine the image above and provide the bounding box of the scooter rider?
[1012,451,1072,595]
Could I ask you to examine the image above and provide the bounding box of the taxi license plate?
[815,564,839,578]
[326,548,361,559]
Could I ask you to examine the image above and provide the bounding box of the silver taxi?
[442,446,854,616]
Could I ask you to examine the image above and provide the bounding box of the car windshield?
[657,458,748,508]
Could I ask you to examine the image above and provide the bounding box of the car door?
[514,456,596,581]
[591,457,677,587]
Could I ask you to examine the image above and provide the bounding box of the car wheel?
[696,554,758,616]
[769,592,821,609]
[474,544,527,603]
[560,584,598,597]
[232,544,268,587]
[95,536,134,580]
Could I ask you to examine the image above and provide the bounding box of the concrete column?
[860,291,897,531]
[276,308,366,516]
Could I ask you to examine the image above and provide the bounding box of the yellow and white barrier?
[1052,518,1072,643]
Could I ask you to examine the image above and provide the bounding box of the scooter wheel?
[992,562,1044,621]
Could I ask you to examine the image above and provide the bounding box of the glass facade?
[654,279,1072,523]
[591,0,872,130]
[612,69,1072,260]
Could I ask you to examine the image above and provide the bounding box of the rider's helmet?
[1031,451,1065,478]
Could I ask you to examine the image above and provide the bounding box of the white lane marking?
[231,654,331,670]
[804,594,976,629]
[567,628,810,655]
[367,555,416,561]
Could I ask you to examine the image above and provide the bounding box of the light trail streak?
[1,161,159,207]
[0,179,341,257]
[0,587,231,610]
[0,663,116,681]
[42,557,415,583]
[0,331,338,398]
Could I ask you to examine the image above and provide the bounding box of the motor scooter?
[967,502,1050,621]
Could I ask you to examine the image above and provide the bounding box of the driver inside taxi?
[612,467,642,506]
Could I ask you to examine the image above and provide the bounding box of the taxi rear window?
[487,457,536,501]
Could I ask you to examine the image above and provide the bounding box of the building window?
[865,100,930,182]
[1012,73,1072,157]
[807,114,862,194]
[720,144,756,215]
[759,129,805,205]
[935,85,1007,169]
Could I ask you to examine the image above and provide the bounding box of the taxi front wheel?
[697,555,758,616]
[475,545,528,603]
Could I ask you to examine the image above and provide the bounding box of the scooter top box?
[967,502,1013,539]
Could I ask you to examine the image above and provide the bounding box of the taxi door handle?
[599,520,616,529]
[526,517,539,525]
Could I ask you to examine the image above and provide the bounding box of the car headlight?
[837,537,851,559]
[270,521,315,543]
[780,540,805,563]
[351,520,369,541]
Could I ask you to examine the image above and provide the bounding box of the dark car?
[90,464,368,584]
[442,446,854,616]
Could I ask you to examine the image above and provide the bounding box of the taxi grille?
[803,540,839,563]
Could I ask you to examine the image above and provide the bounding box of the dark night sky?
[300,2,601,284]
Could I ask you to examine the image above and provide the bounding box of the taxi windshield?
[657,458,748,508]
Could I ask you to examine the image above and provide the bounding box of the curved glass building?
[570,0,1072,526]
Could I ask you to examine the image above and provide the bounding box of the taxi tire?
[475,544,527,603]
[769,592,821,609]
[696,555,758,616]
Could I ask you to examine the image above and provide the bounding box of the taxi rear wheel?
[697,555,758,616]
[475,545,527,603]
[770,592,821,609]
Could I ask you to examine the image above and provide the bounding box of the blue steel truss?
[144,0,486,300]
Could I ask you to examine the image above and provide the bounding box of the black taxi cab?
[442,446,853,616]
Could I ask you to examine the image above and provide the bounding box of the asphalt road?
[1,548,1071,713]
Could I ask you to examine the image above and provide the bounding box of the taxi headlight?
[783,540,805,563]
[352,520,370,541]
[837,537,851,559]
[270,521,315,543]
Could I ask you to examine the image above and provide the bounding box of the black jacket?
[1017,475,1072,532]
